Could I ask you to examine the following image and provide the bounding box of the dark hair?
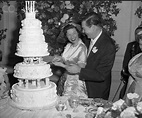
[63,23,81,39]
[135,26,142,42]
[82,12,103,28]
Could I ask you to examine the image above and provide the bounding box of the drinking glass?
[68,96,79,112]
[55,98,66,116]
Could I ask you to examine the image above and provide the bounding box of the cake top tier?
[15,1,49,57]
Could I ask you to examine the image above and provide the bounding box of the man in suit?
[66,12,116,100]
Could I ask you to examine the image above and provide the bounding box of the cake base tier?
[10,82,58,110]
[9,97,58,111]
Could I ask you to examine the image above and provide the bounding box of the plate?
[88,107,97,114]
[91,98,112,108]
[79,98,93,105]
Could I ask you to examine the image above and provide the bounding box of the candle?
[33,1,35,11]
[30,1,32,12]
[31,1,33,12]
[27,1,29,12]
[25,1,27,12]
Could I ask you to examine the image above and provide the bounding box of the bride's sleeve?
[77,45,87,68]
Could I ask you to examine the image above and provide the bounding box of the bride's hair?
[63,23,82,41]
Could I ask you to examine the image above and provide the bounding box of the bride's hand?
[52,61,66,68]
[52,56,62,62]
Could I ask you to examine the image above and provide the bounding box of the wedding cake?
[10,1,58,110]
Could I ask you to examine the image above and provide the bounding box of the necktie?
[88,40,94,56]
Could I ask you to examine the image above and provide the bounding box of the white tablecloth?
[0,97,87,118]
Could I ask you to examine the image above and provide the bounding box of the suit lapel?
[87,31,104,59]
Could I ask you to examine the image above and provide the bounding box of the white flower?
[63,14,69,19]
[65,1,74,9]
[96,107,104,114]
[92,47,98,53]
[137,101,142,113]
[93,7,97,13]
[112,99,125,110]
[65,1,70,5]
[60,14,69,23]
[120,107,137,118]
[127,93,139,99]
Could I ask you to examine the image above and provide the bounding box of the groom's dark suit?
[79,30,116,100]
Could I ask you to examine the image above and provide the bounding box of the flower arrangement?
[135,1,142,18]
[16,1,121,55]
[0,1,9,44]
[95,93,142,118]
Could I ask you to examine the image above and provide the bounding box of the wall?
[0,1,18,66]
[109,1,142,101]
[112,1,142,72]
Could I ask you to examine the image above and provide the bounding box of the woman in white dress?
[52,23,88,98]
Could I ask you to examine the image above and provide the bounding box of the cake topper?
[25,1,35,13]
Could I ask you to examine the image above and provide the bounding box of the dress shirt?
[87,30,102,56]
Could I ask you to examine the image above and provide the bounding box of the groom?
[66,12,116,100]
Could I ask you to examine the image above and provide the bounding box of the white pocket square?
[92,47,98,53]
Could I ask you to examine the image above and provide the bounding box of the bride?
[52,22,88,98]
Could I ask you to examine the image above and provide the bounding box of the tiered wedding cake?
[10,1,58,110]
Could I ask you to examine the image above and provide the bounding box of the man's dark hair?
[82,12,103,28]
[63,23,81,38]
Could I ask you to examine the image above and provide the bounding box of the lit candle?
[31,1,32,12]
[32,1,34,12]
[31,1,33,12]
[25,1,27,12]
[33,1,35,12]
[27,1,29,12]
[30,1,31,12]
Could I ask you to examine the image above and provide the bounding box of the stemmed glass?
[55,97,66,116]
[68,96,79,112]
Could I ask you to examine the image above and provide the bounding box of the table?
[0,97,88,118]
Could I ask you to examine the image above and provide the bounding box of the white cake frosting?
[11,82,57,109]
[16,42,49,57]
[14,62,52,79]
[16,8,49,57]
[10,1,58,110]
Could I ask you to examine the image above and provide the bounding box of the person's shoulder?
[79,42,87,51]
[64,42,71,48]
[78,40,87,51]
[127,41,138,47]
